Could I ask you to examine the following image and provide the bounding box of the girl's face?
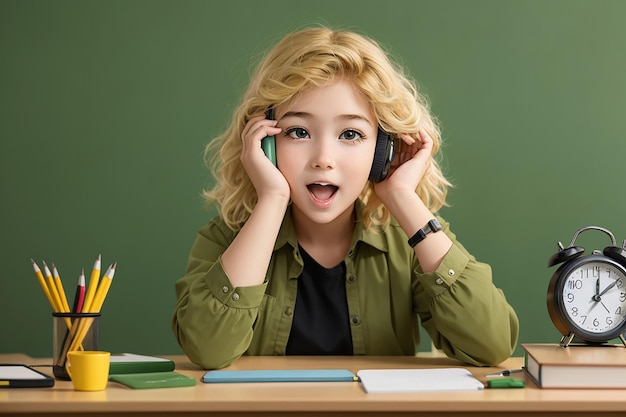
[275,80,378,226]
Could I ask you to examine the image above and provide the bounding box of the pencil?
[81,254,101,314]
[30,259,56,311]
[90,263,116,313]
[42,261,63,313]
[67,263,116,354]
[37,261,73,331]
[52,263,71,313]
[71,269,86,313]
[58,270,86,357]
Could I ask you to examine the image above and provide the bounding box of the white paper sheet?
[357,368,484,393]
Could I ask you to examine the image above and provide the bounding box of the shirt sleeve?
[171,219,267,369]
[412,219,520,366]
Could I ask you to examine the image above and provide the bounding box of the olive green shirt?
[172,203,519,370]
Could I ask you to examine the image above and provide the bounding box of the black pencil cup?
[52,312,101,380]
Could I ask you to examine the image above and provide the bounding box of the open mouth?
[307,183,339,202]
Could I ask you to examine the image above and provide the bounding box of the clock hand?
[599,280,619,297]
[592,278,601,302]
[600,300,610,314]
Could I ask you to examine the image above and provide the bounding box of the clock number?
[566,293,574,303]
[567,279,583,290]
[593,317,600,327]
[607,317,613,326]
[620,292,626,303]
[618,278,624,288]
[592,266,600,277]
[617,306,623,315]
[571,306,579,317]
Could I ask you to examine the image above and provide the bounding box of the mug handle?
[65,355,73,379]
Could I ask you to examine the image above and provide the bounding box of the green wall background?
[2,0,626,359]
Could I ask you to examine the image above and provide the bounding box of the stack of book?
[109,353,175,375]
[522,343,626,388]
[108,354,195,389]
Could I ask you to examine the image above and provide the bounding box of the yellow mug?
[66,351,110,391]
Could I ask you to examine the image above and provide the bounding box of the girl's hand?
[240,115,290,200]
[373,129,433,204]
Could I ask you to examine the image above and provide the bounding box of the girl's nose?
[311,139,336,169]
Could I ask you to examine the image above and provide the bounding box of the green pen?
[487,377,525,389]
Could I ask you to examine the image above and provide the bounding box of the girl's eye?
[285,127,309,139]
[339,129,364,142]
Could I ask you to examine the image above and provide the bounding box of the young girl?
[172,26,519,370]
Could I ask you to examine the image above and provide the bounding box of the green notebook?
[109,372,196,389]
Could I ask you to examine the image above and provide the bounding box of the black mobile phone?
[261,108,276,166]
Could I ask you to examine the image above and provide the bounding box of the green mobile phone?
[261,108,276,166]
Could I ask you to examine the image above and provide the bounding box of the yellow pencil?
[34,260,73,331]
[81,254,101,313]
[63,255,102,356]
[52,263,71,313]
[68,263,116,353]
[42,261,63,313]
[90,263,116,313]
[30,259,57,311]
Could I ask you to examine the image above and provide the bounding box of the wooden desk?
[1,353,625,417]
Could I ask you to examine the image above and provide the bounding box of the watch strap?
[408,219,442,248]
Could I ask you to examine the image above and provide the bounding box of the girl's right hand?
[240,115,290,200]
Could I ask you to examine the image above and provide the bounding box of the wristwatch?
[408,219,442,248]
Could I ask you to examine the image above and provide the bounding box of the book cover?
[522,343,626,388]
[109,371,196,389]
[109,353,175,375]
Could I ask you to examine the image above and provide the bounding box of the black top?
[286,246,353,355]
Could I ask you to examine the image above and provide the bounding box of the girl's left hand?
[373,129,433,202]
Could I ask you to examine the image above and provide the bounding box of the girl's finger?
[397,133,416,145]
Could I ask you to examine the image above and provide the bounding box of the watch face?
[558,257,626,340]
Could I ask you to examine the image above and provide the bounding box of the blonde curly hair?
[203,26,451,231]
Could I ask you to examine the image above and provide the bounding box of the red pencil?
[72,269,86,313]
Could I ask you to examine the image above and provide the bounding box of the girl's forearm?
[220,195,289,287]
[383,190,452,273]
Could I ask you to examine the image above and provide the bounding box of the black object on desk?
[0,364,55,388]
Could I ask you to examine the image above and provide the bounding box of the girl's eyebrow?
[281,111,373,124]
[280,111,311,120]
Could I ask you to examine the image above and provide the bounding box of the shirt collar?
[274,200,390,253]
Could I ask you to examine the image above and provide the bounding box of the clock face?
[559,258,626,338]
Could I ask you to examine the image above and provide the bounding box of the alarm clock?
[547,226,626,347]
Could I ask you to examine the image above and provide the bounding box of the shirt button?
[232,293,240,301]
[351,316,361,325]
[222,285,229,293]
[347,274,356,283]
[435,278,444,285]
[284,307,293,316]
[448,269,455,276]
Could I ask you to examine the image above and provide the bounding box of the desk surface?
[1,353,625,417]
